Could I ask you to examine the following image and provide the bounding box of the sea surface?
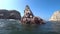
[0,19,60,34]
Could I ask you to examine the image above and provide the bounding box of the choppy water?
[0,19,60,34]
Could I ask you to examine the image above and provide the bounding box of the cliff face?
[49,11,60,21]
[0,9,21,20]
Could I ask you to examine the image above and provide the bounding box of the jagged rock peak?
[21,5,45,24]
[24,5,34,18]
[25,5,30,10]
[49,11,60,21]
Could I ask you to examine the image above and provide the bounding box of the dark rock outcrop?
[21,5,45,24]
[0,9,21,20]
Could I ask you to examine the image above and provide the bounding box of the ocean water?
[0,19,60,34]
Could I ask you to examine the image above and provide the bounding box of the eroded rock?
[21,5,45,24]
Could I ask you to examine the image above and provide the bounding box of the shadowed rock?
[0,9,21,20]
[21,5,45,24]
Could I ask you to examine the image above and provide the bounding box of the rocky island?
[21,5,45,24]
[0,9,21,20]
[49,11,60,21]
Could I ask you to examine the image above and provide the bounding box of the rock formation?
[49,11,60,21]
[21,5,44,24]
[0,9,21,20]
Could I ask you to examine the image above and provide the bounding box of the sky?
[0,0,60,20]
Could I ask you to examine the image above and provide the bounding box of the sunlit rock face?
[0,9,21,20]
[21,5,44,24]
[49,11,60,21]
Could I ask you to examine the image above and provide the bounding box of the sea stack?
[21,5,45,24]
[49,11,60,21]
